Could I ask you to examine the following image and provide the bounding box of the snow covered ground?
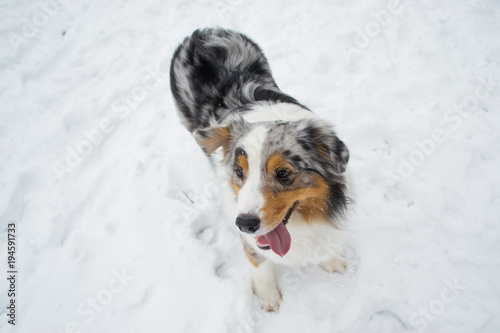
[1,0,500,332]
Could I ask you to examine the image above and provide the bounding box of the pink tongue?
[257,222,291,257]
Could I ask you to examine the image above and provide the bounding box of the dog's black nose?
[235,215,260,234]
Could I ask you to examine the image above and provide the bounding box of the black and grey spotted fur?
[170,28,350,224]
[170,28,303,132]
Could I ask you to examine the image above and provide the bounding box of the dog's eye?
[235,167,244,179]
[275,169,291,180]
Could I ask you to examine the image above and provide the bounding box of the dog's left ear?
[319,137,349,174]
[304,120,350,174]
[193,126,232,155]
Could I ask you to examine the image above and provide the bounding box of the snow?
[1,0,500,332]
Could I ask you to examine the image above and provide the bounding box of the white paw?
[250,260,282,312]
[254,288,282,312]
[320,255,348,274]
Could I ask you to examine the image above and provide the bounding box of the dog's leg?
[320,252,348,274]
[251,260,282,312]
[242,239,282,312]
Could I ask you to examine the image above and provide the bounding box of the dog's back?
[170,28,300,132]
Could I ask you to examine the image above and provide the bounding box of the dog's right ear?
[193,126,232,155]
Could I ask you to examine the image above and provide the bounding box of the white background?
[1,0,499,332]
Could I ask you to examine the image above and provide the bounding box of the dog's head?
[194,109,349,257]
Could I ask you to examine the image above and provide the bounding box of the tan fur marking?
[231,180,240,195]
[244,247,260,267]
[241,238,263,267]
[317,143,331,162]
[231,154,248,196]
[238,154,249,175]
[261,167,330,228]
[294,175,330,223]
[198,127,231,155]
[267,154,294,175]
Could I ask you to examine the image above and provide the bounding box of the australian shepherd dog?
[170,28,351,312]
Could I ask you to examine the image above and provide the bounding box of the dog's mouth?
[256,201,298,257]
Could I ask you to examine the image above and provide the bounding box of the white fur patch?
[236,125,268,216]
[243,103,317,123]
[242,215,347,266]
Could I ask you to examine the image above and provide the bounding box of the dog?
[170,28,351,312]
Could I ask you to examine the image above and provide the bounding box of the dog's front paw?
[320,255,348,274]
[255,288,282,312]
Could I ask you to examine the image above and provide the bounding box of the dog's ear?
[193,126,232,155]
[302,120,350,175]
[318,137,349,174]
